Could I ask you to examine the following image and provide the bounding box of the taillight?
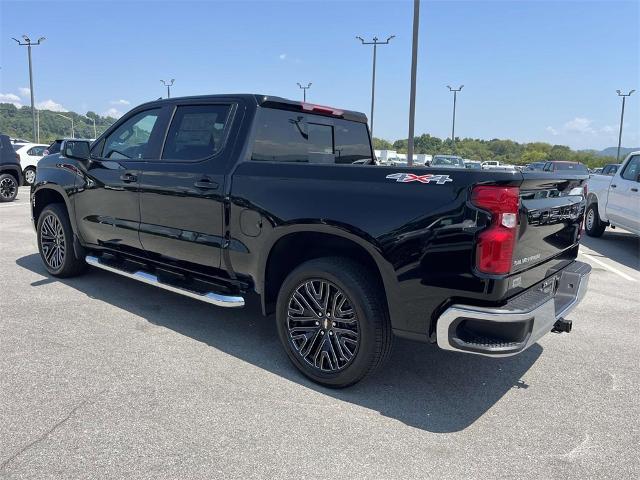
[471,185,520,275]
[300,102,344,117]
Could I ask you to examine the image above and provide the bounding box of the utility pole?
[356,34,395,138]
[297,82,312,102]
[81,114,97,139]
[615,89,635,162]
[447,85,464,149]
[12,35,45,142]
[407,0,420,167]
[56,113,74,138]
[160,79,175,98]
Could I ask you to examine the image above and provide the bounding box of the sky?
[1,0,638,150]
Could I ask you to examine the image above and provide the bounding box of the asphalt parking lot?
[1,186,639,480]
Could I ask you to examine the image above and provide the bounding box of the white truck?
[586,151,640,237]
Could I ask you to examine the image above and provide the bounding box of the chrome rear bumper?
[436,261,591,356]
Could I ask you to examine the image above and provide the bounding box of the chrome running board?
[85,255,245,308]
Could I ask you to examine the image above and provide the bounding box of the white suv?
[13,143,48,185]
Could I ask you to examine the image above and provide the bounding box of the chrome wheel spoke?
[286,278,360,373]
[39,214,65,270]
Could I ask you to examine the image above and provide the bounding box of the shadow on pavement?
[17,253,542,433]
[581,229,640,272]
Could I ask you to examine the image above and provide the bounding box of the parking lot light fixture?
[81,114,97,139]
[356,34,395,138]
[297,82,312,102]
[615,89,635,162]
[12,35,45,143]
[161,79,175,99]
[447,85,464,149]
[55,113,74,138]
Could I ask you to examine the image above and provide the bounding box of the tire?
[276,257,392,388]
[37,203,87,277]
[23,166,36,186]
[0,173,18,202]
[585,203,606,237]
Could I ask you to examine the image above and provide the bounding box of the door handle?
[632,188,639,192]
[120,172,137,182]
[194,177,219,190]
[611,184,617,188]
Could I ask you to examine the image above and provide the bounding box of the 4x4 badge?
[386,173,453,184]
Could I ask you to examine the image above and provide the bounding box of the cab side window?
[621,155,640,182]
[162,104,232,161]
[102,109,160,160]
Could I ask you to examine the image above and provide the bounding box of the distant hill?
[0,103,118,144]
[595,146,639,158]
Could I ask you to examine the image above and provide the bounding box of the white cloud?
[0,93,22,107]
[545,126,559,136]
[103,108,124,118]
[18,87,30,98]
[110,99,130,105]
[279,53,287,60]
[563,117,595,134]
[36,99,67,112]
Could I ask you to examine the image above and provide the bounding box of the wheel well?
[586,192,599,207]
[0,168,20,184]
[33,189,68,225]
[263,232,387,315]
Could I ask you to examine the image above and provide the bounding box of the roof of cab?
[137,94,369,123]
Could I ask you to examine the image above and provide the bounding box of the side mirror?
[64,140,90,161]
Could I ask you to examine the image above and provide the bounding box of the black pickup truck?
[31,94,591,387]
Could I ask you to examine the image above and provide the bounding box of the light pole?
[81,114,97,139]
[56,113,74,138]
[12,35,45,142]
[161,79,175,98]
[447,85,464,149]
[297,82,312,102]
[407,0,420,167]
[615,89,635,162]
[356,34,395,138]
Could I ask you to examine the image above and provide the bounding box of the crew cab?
[30,94,591,387]
[586,151,640,237]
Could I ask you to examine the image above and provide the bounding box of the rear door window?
[250,108,371,164]
[162,104,232,161]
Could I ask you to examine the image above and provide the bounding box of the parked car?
[586,151,640,237]
[542,161,589,174]
[481,160,500,169]
[525,162,546,171]
[600,163,621,176]
[592,168,603,175]
[431,154,465,168]
[464,160,482,169]
[43,138,92,156]
[13,143,48,185]
[0,134,23,202]
[31,94,591,387]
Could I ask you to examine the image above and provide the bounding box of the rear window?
[553,163,588,173]
[250,108,371,164]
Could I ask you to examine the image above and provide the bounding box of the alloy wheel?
[286,279,360,372]
[25,169,36,185]
[40,214,66,270]
[0,177,17,200]
[586,208,595,230]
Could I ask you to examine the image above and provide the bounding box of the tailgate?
[512,173,587,273]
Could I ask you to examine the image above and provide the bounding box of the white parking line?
[0,202,30,208]
[579,251,637,282]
